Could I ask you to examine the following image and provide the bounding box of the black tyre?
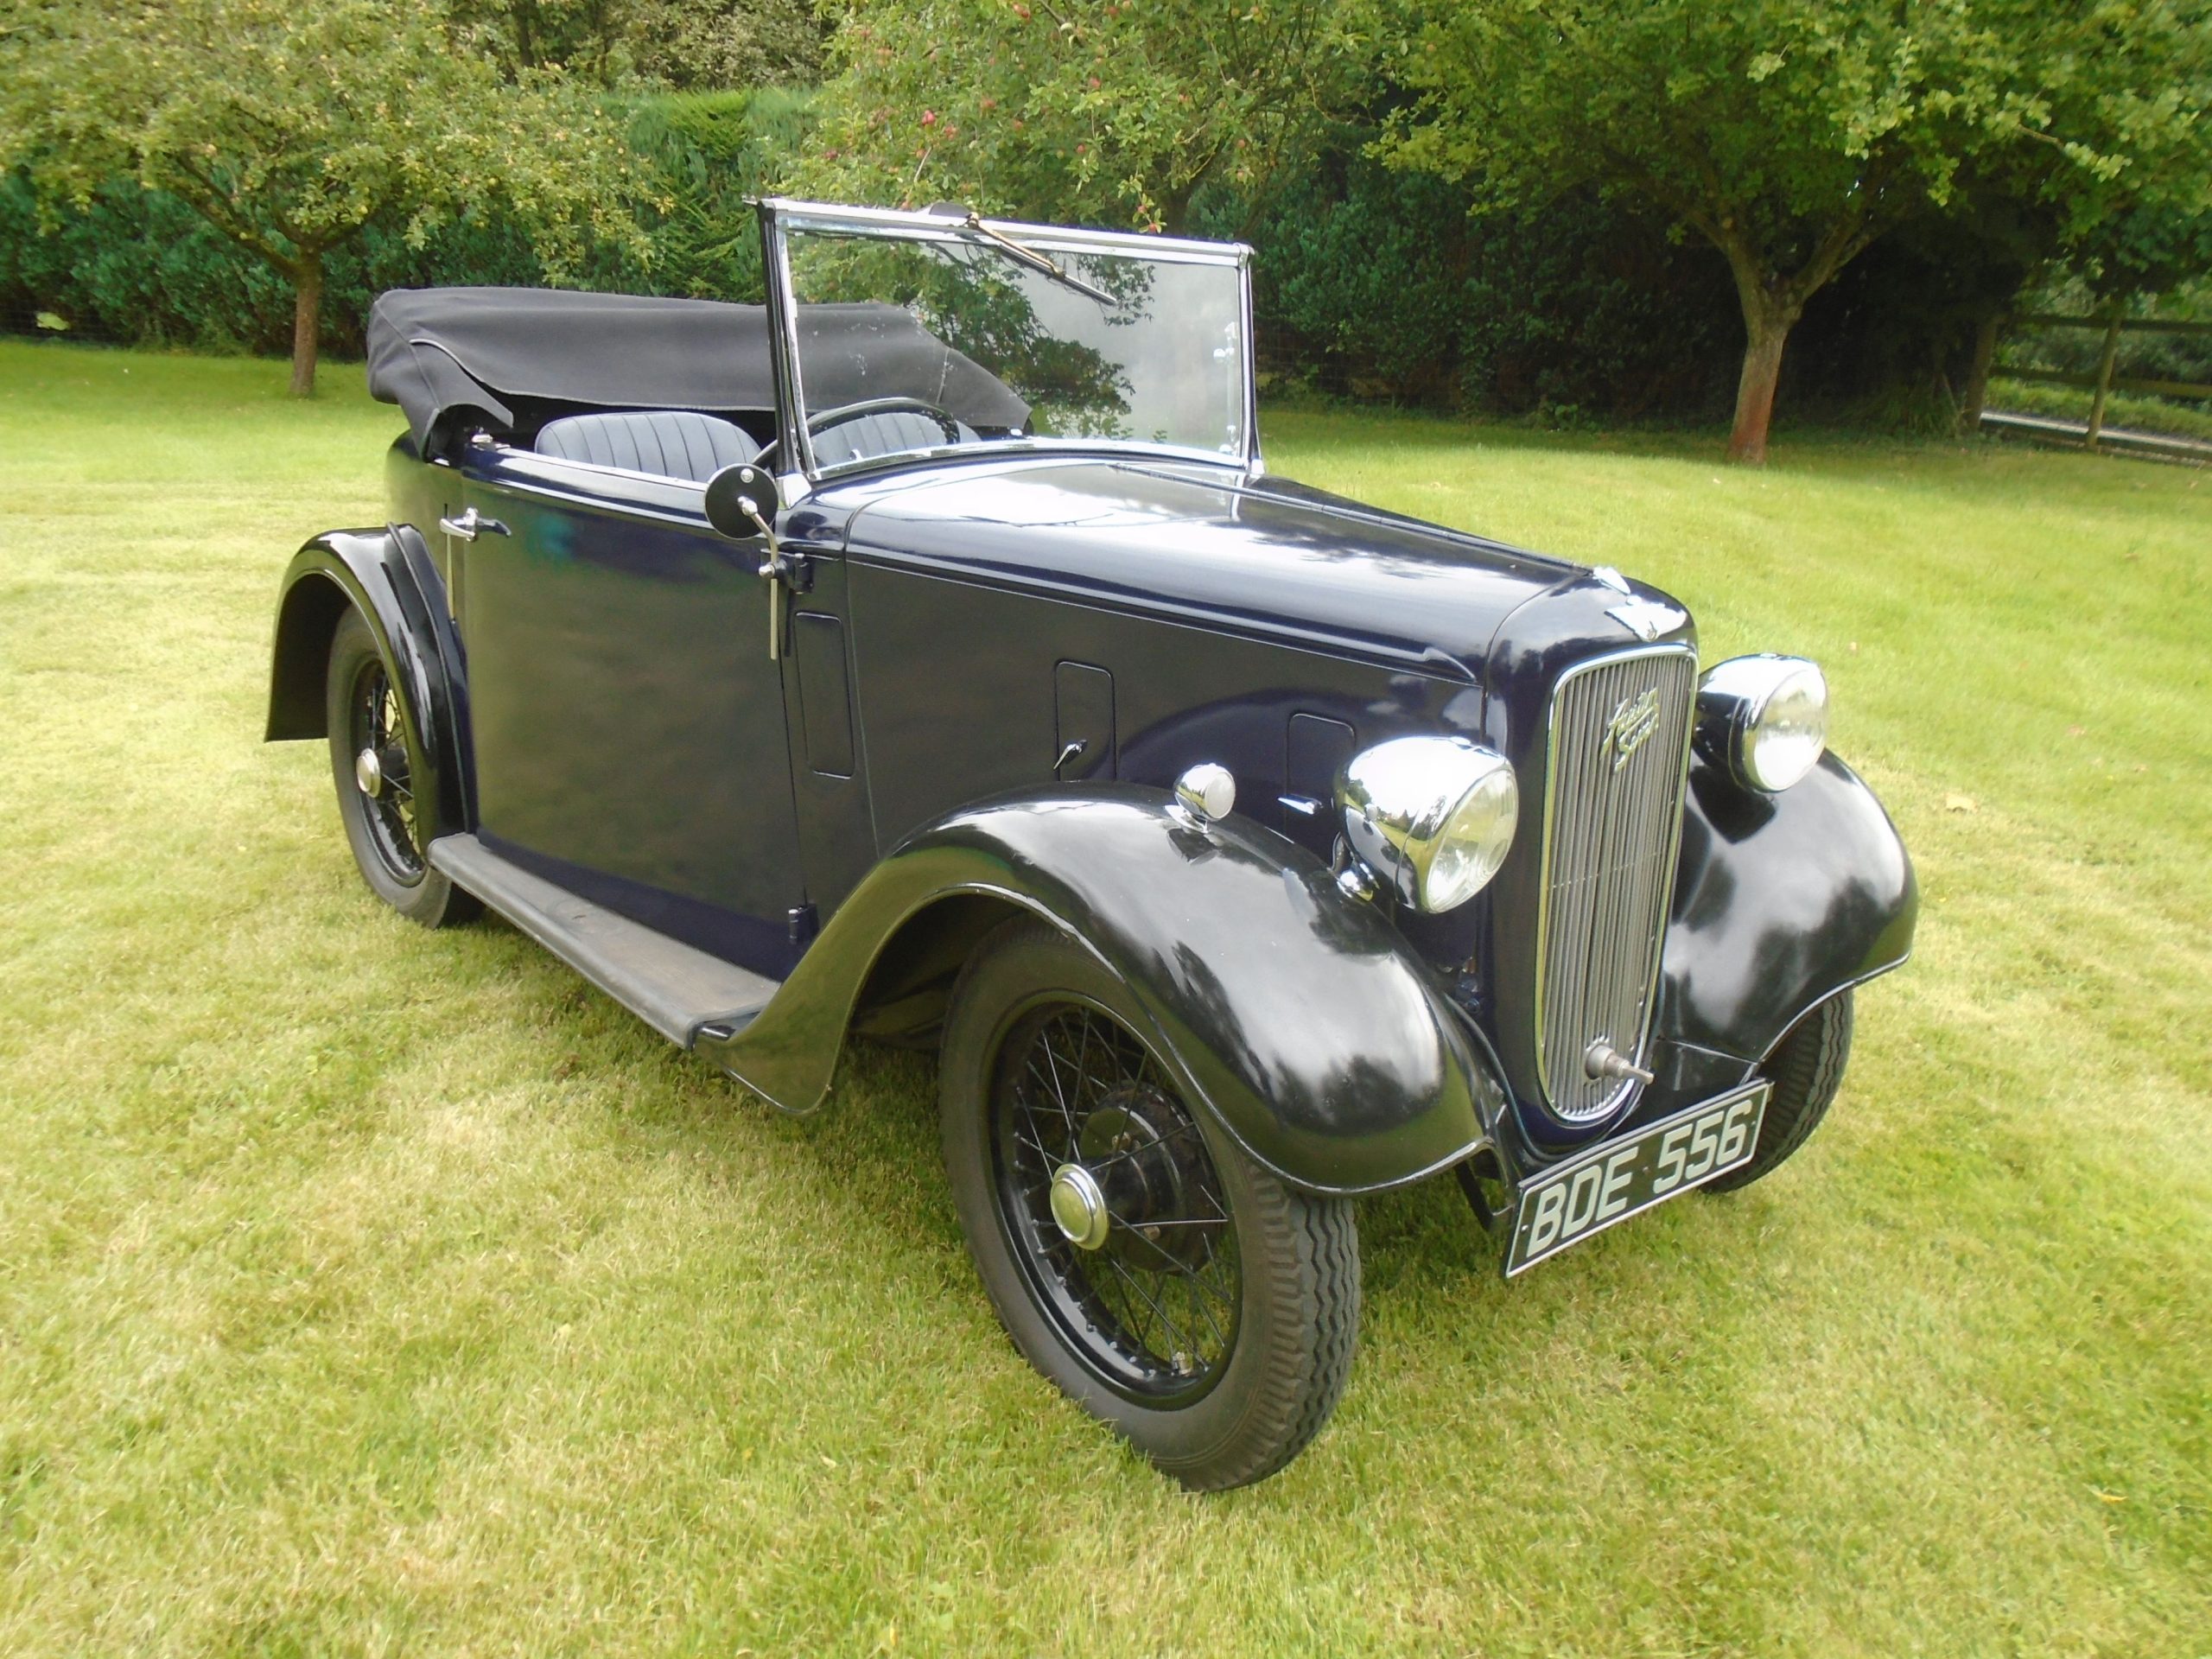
[940,919,1359,1491]
[1705,990,1853,1193]
[325,607,478,928]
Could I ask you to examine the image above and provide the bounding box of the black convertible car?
[267,200,1916,1489]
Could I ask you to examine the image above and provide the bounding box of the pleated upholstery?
[534,410,760,481]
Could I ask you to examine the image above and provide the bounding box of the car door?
[450,445,809,976]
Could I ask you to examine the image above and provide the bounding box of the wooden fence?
[1991,312,2212,451]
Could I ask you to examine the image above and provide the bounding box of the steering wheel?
[756,397,966,472]
[808,397,964,442]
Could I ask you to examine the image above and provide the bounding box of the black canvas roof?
[365,287,1030,450]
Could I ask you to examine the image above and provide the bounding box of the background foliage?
[1370,0,2212,456]
[452,0,824,88]
[1,0,2205,436]
[1205,145,1746,419]
[0,0,659,391]
[0,103,2033,430]
[793,0,1357,235]
[0,88,811,357]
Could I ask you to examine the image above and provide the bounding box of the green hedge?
[1193,145,1743,421]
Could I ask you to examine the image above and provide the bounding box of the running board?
[428,834,780,1047]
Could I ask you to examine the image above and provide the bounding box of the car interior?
[518,402,989,484]
[374,289,1029,490]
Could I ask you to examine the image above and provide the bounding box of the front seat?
[535,410,760,482]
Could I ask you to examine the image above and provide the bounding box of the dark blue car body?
[268,203,1915,1216]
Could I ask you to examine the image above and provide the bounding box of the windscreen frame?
[757,198,1262,492]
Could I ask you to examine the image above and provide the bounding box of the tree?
[797,0,1361,234]
[448,0,826,91]
[1379,0,2212,461]
[0,0,652,394]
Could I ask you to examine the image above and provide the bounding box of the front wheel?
[1705,990,1853,1193]
[939,919,1359,1490]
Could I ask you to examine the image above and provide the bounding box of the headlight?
[1696,655,1827,791]
[1338,736,1518,912]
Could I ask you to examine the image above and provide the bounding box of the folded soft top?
[365,287,1031,452]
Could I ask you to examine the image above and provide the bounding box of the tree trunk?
[513,0,539,70]
[1154,180,1197,238]
[1958,312,2001,435]
[2084,306,2123,454]
[1727,302,1792,464]
[289,251,322,398]
[1705,206,1886,464]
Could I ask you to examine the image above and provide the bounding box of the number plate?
[1504,1080,1770,1275]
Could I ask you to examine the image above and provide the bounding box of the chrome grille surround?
[1534,644,1699,1122]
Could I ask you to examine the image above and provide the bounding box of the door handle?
[439,507,510,542]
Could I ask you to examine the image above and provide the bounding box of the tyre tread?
[1170,1163,1361,1491]
[1706,991,1853,1193]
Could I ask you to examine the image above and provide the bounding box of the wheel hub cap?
[354,747,383,798]
[1049,1163,1111,1251]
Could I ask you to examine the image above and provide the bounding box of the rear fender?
[265,526,472,841]
[697,787,1511,1196]
[1658,751,1916,1063]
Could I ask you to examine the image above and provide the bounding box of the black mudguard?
[265,526,472,842]
[1658,751,1917,1064]
[697,788,1512,1197]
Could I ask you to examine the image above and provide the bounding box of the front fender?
[265,526,472,842]
[1658,751,1916,1063]
[698,788,1510,1196]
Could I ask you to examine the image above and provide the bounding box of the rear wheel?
[1705,990,1853,1193]
[940,919,1358,1490]
[325,607,478,928]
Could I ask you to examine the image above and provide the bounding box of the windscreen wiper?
[956,211,1119,308]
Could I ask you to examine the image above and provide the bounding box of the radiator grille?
[1535,645,1698,1122]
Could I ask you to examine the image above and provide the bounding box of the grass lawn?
[2,341,2206,1656]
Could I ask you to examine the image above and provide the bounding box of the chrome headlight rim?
[1696,653,1828,792]
[1338,735,1519,912]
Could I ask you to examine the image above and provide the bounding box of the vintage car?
[266,199,1916,1489]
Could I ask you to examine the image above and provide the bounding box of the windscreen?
[781,220,1249,473]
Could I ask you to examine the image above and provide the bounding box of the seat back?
[535,410,760,482]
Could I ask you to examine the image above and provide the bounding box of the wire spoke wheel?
[942,919,1360,1488]
[323,607,477,929]
[346,655,423,882]
[989,998,1241,1403]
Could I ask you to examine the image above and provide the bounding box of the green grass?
[3,341,2207,1656]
